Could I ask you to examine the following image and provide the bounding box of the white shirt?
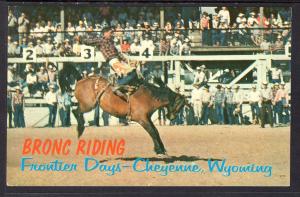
[26,73,37,84]
[218,10,230,25]
[43,43,54,55]
[233,91,243,104]
[191,88,203,103]
[130,43,141,54]
[194,71,207,84]
[271,68,283,80]
[140,39,155,54]
[249,90,261,103]
[45,91,57,105]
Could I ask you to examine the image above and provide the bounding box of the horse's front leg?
[139,118,167,155]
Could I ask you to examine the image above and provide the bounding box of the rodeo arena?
[7,6,291,186]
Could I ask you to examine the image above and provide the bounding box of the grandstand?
[7,6,291,127]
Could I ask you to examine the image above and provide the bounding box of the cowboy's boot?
[112,85,128,102]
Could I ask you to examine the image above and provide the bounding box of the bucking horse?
[60,64,186,156]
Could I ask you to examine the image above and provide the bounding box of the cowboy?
[249,84,261,124]
[274,82,290,124]
[45,84,58,127]
[260,81,274,128]
[225,85,235,125]
[214,84,225,124]
[191,83,203,125]
[193,65,207,87]
[12,86,25,128]
[99,27,139,100]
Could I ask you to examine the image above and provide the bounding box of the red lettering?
[62,139,71,155]
[32,139,42,154]
[76,139,86,155]
[22,138,32,155]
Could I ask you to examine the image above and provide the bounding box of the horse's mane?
[141,78,174,102]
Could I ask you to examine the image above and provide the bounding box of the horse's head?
[165,89,187,121]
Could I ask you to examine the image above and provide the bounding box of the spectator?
[257,13,270,28]
[274,82,289,124]
[66,22,75,39]
[63,39,73,56]
[174,13,184,27]
[281,21,291,44]
[260,38,271,54]
[191,84,203,125]
[18,12,30,44]
[76,20,86,38]
[212,14,220,46]
[37,66,49,95]
[249,84,261,124]
[193,65,207,87]
[44,20,56,33]
[47,63,57,84]
[151,22,160,43]
[7,87,13,128]
[7,36,16,56]
[26,68,37,97]
[7,65,18,87]
[247,12,259,27]
[270,66,283,84]
[43,37,54,56]
[225,86,235,125]
[12,86,25,128]
[114,23,124,42]
[214,84,225,125]
[124,22,134,42]
[72,37,81,56]
[135,24,144,40]
[271,83,280,124]
[121,39,131,54]
[273,35,284,53]
[180,38,191,56]
[35,39,44,56]
[164,21,173,39]
[110,16,119,27]
[236,13,246,25]
[238,18,249,45]
[33,22,45,39]
[8,9,17,38]
[127,15,137,27]
[57,89,71,127]
[200,12,210,46]
[140,34,155,55]
[45,84,58,127]
[170,85,184,125]
[219,19,228,46]
[54,24,63,45]
[260,81,274,128]
[201,85,213,125]
[218,7,230,26]
[232,85,243,124]
[130,38,141,55]
[159,36,170,56]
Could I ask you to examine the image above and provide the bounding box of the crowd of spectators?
[8,6,292,59]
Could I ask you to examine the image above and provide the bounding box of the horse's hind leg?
[72,105,85,138]
[139,118,167,155]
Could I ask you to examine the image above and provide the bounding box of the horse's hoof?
[157,153,170,159]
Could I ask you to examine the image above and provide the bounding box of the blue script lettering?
[208,159,272,177]
[84,157,121,176]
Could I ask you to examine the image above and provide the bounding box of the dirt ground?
[7,125,290,186]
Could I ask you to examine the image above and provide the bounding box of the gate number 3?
[83,48,92,59]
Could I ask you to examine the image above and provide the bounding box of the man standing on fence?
[191,84,203,125]
[45,84,58,127]
[260,81,274,128]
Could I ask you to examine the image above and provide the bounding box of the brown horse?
[73,76,186,155]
